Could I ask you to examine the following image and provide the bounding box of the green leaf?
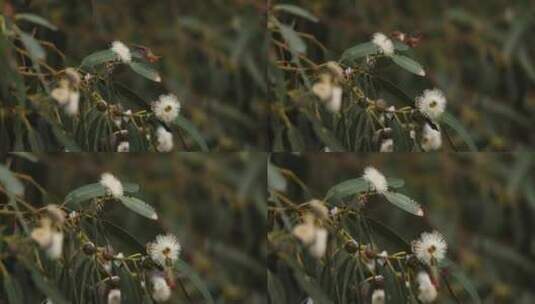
[278,23,306,54]
[274,4,318,22]
[304,112,345,151]
[19,31,45,60]
[441,111,477,151]
[340,42,378,62]
[8,152,38,162]
[268,163,287,192]
[324,177,404,203]
[26,264,69,304]
[80,49,118,68]
[118,196,158,220]
[128,61,161,82]
[383,191,423,216]
[15,13,58,30]
[393,40,409,51]
[101,220,146,253]
[268,271,287,304]
[0,164,24,195]
[176,259,215,304]
[118,267,143,303]
[391,54,425,76]
[287,126,305,151]
[174,115,209,151]
[64,182,139,206]
[3,272,24,304]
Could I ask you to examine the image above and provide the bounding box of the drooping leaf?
[101,220,146,253]
[173,115,209,151]
[0,164,24,195]
[274,4,318,22]
[324,177,404,203]
[15,13,58,30]
[3,272,24,304]
[340,42,378,62]
[268,271,287,304]
[80,49,118,68]
[383,191,423,216]
[441,111,477,151]
[391,54,425,76]
[118,266,143,303]
[19,31,45,60]
[64,182,140,206]
[278,23,306,54]
[26,263,69,304]
[118,196,158,220]
[176,259,215,304]
[128,61,161,82]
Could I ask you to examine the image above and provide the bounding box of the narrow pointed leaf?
[19,31,45,60]
[176,259,215,304]
[118,196,158,220]
[65,182,139,206]
[15,13,58,30]
[325,177,404,203]
[274,4,318,22]
[0,164,24,195]
[392,54,425,76]
[441,111,477,151]
[341,42,378,62]
[129,61,161,82]
[174,115,209,151]
[80,49,118,68]
[383,191,423,216]
[278,23,306,54]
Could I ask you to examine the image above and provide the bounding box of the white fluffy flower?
[312,82,332,101]
[362,166,388,194]
[417,272,438,303]
[292,218,328,258]
[421,124,442,151]
[292,221,316,245]
[380,139,393,152]
[31,219,53,248]
[308,199,329,219]
[64,91,80,116]
[413,231,447,265]
[107,289,121,304]
[110,41,132,63]
[100,173,124,198]
[51,87,70,105]
[156,127,174,152]
[147,234,181,266]
[151,276,172,302]
[415,89,447,120]
[46,231,64,260]
[327,85,343,113]
[371,289,386,304]
[152,94,181,123]
[309,228,328,258]
[117,141,130,152]
[372,32,394,56]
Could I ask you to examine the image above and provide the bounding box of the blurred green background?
[270,0,535,151]
[3,0,268,151]
[4,152,267,303]
[271,152,535,302]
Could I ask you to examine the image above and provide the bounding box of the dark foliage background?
[270,152,535,303]
[0,152,267,303]
[1,0,268,151]
[269,0,535,151]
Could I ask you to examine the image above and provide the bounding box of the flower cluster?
[51,68,81,116]
[30,204,66,260]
